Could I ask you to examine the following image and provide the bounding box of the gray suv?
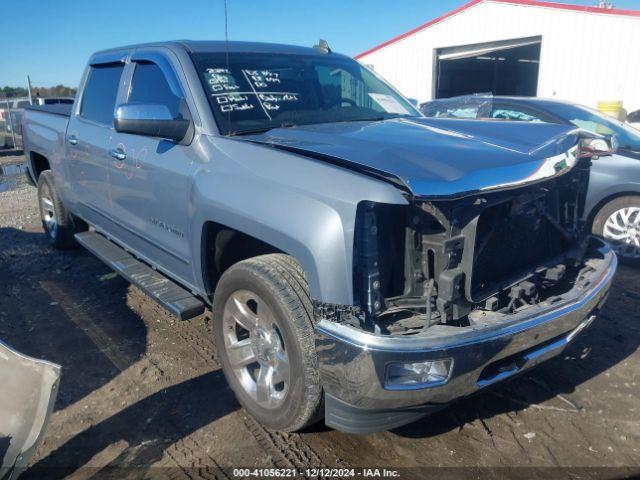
[21,41,615,433]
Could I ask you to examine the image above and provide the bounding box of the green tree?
[1,85,77,99]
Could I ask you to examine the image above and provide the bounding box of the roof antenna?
[224,0,230,121]
[313,39,331,54]
[224,0,229,54]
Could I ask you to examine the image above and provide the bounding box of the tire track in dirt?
[164,436,231,480]
[241,414,330,471]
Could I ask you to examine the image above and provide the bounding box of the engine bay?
[324,156,596,336]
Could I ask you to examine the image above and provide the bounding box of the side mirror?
[407,98,419,107]
[580,135,617,159]
[114,103,190,142]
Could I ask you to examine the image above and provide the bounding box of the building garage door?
[434,36,541,99]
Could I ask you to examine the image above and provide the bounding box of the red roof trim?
[493,0,640,16]
[355,0,484,59]
[355,0,640,59]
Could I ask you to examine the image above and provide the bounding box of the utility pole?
[5,99,17,149]
[27,75,33,105]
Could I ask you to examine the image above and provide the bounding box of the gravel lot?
[1,152,639,479]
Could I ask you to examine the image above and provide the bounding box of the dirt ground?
[1,152,639,480]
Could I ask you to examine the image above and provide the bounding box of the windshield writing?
[192,52,418,135]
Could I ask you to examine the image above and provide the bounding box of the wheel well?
[201,221,284,296]
[30,152,50,181]
[586,191,640,228]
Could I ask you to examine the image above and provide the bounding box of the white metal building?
[356,0,640,112]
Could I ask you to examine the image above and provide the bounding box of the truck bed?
[21,104,71,184]
[24,103,72,117]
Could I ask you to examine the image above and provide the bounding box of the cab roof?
[93,40,336,58]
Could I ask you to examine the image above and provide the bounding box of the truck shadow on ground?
[0,227,239,477]
[0,227,147,411]
[23,369,237,479]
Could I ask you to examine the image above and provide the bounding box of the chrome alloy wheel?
[603,206,640,259]
[39,182,57,239]
[222,290,290,409]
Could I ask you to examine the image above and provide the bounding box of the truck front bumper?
[315,240,616,434]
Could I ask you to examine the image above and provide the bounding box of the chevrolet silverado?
[21,40,616,433]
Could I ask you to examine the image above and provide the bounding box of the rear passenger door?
[65,62,125,228]
[107,55,196,286]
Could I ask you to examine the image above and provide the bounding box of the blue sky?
[2,0,638,88]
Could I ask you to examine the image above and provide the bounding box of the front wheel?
[212,254,323,431]
[592,195,640,265]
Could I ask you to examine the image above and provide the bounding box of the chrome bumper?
[315,241,616,433]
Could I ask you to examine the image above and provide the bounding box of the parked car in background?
[1,97,76,148]
[33,96,75,106]
[627,109,640,130]
[21,41,616,433]
[0,97,31,148]
[421,95,640,264]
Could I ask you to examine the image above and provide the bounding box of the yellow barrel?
[597,100,625,121]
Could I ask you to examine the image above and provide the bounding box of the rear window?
[80,64,124,126]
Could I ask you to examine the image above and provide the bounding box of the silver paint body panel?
[0,341,60,479]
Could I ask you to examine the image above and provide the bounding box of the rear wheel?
[37,170,82,250]
[592,195,640,265]
[212,254,323,431]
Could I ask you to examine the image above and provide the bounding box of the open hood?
[241,117,583,198]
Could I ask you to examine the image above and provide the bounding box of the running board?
[75,231,205,320]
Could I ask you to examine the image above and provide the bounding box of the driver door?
[107,54,196,286]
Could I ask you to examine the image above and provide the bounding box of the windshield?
[546,103,640,151]
[191,52,419,135]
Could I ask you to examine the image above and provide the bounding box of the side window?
[80,64,124,126]
[490,106,545,122]
[128,62,182,118]
[439,107,480,119]
[569,118,616,136]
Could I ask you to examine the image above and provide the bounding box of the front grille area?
[471,198,569,300]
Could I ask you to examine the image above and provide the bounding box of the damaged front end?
[319,142,599,335]
[314,138,617,433]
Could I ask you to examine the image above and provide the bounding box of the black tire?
[591,195,640,266]
[212,254,323,432]
[37,170,81,250]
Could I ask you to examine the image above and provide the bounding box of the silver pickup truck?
[21,40,616,434]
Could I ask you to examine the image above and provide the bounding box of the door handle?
[109,149,127,161]
[67,135,78,146]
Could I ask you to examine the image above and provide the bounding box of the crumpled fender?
[0,340,60,479]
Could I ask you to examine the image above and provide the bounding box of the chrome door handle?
[67,135,78,146]
[109,149,127,161]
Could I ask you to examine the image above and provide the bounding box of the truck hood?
[242,117,583,198]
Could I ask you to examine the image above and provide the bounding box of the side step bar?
[75,231,205,320]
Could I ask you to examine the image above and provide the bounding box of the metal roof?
[355,0,640,59]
